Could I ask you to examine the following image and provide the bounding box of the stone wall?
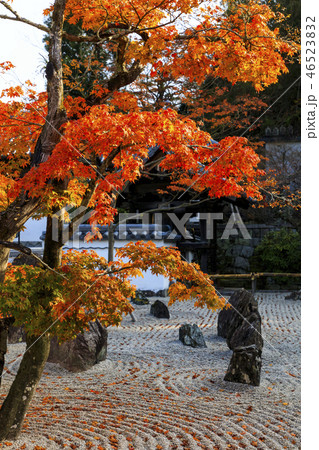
[216,224,285,274]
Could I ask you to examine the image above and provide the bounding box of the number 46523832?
[306,17,316,79]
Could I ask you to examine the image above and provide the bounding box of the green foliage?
[0,264,61,337]
[0,250,135,340]
[260,0,301,132]
[0,244,224,341]
[250,228,301,273]
[44,19,111,99]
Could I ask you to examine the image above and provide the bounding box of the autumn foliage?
[0,243,224,339]
[0,0,299,321]
[0,0,300,440]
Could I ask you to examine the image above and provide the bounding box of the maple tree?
[0,0,298,440]
[0,244,224,440]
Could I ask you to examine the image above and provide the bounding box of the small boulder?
[11,253,42,267]
[217,289,258,339]
[179,324,207,348]
[8,326,26,344]
[131,290,150,305]
[285,291,301,301]
[48,320,108,372]
[224,345,262,386]
[150,300,170,319]
[227,312,263,351]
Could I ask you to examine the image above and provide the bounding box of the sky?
[0,0,50,93]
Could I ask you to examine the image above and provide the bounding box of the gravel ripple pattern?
[0,292,301,449]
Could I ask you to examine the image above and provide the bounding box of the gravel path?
[0,292,301,449]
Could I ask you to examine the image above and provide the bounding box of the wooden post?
[251,275,257,295]
[199,218,208,272]
[108,223,114,263]
[129,312,136,322]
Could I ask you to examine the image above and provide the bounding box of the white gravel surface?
[0,292,301,449]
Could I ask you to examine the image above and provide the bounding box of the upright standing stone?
[227,311,263,351]
[224,345,262,386]
[219,289,263,385]
[150,300,170,319]
[217,289,258,339]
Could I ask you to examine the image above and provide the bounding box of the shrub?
[250,228,301,274]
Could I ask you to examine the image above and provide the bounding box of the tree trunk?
[0,333,50,441]
[0,318,15,389]
[108,223,115,262]
[0,0,67,386]
[0,215,64,440]
[0,202,40,384]
[43,215,63,268]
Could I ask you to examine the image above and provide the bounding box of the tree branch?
[0,240,67,279]
[87,63,143,105]
[0,1,51,34]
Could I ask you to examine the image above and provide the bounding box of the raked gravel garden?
[1,292,300,449]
